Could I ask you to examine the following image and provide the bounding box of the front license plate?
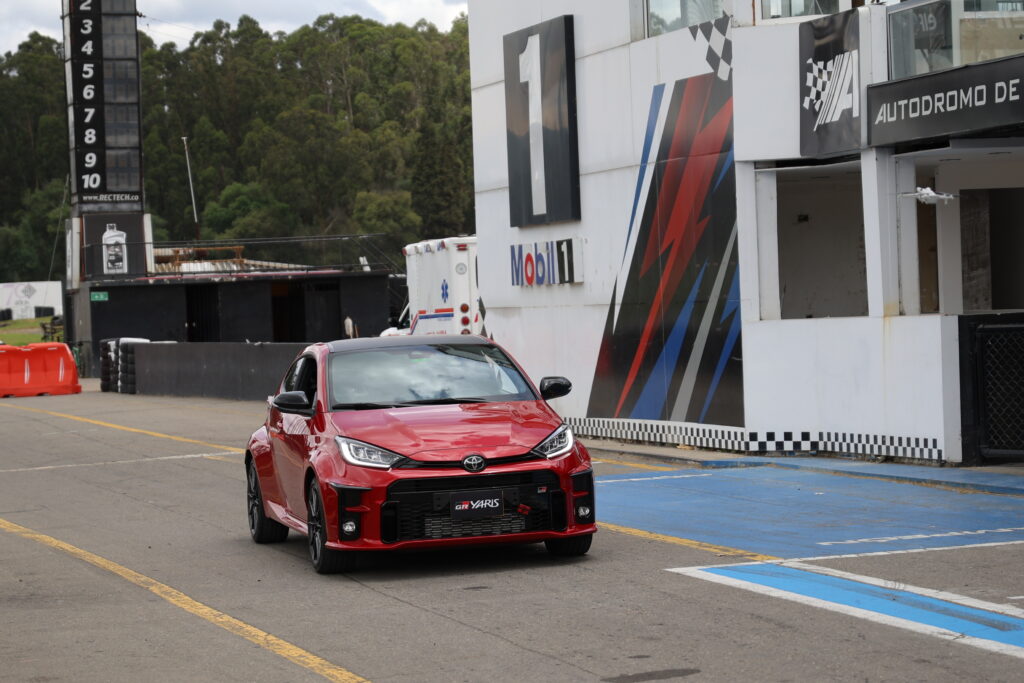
[451,489,503,520]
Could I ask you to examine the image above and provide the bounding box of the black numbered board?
[63,0,143,209]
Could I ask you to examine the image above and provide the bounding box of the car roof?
[325,335,493,353]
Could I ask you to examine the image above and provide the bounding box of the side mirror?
[273,390,312,414]
[539,376,572,401]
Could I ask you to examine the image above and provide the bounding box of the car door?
[269,355,317,521]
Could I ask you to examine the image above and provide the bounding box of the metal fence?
[977,324,1024,455]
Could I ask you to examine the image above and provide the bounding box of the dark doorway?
[271,282,306,342]
[303,282,342,342]
[186,284,219,342]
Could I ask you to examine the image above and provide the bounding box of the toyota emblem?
[462,454,486,473]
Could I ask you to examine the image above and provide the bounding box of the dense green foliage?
[0,14,473,282]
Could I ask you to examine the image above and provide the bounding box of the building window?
[889,0,1024,79]
[649,0,724,36]
[761,0,840,20]
[777,171,868,319]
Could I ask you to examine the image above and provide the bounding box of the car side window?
[281,358,306,393]
[296,358,317,405]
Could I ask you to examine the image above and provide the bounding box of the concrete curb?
[584,441,1024,497]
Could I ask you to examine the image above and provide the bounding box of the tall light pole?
[182,136,200,241]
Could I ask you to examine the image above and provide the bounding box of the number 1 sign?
[503,16,580,228]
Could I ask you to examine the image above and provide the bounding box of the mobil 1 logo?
[503,15,581,228]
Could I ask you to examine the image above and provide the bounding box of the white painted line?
[818,527,1024,546]
[596,473,714,484]
[665,539,1024,573]
[1008,596,1024,601]
[0,452,237,474]
[671,566,1024,661]
[782,561,1024,620]
[788,539,1024,562]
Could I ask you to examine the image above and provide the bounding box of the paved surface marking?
[0,403,244,453]
[817,526,1024,546]
[591,457,678,471]
[679,539,1024,570]
[597,473,713,484]
[670,562,1024,660]
[0,451,238,473]
[598,521,778,561]
[0,516,369,683]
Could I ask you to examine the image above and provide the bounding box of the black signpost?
[798,9,861,157]
[868,53,1024,146]
[503,15,581,228]
[63,0,144,213]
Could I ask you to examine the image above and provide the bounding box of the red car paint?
[246,335,596,567]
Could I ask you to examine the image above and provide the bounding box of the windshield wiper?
[331,402,406,410]
[400,397,490,405]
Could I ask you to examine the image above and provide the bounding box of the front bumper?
[321,452,596,551]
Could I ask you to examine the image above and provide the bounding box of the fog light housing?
[342,520,357,535]
[576,505,592,519]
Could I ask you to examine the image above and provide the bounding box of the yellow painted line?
[0,516,368,683]
[593,457,677,472]
[205,454,241,464]
[598,522,779,562]
[0,403,244,453]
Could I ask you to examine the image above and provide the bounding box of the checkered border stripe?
[566,417,747,452]
[748,431,943,462]
[817,432,943,462]
[568,419,944,463]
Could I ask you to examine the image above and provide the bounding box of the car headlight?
[335,436,406,469]
[533,424,575,459]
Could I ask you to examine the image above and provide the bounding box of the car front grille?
[381,470,566,542]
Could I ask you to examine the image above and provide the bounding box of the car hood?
[330,400,562,459]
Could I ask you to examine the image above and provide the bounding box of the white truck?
[387,236,483,336]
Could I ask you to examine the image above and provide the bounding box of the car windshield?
[328,343,536,409]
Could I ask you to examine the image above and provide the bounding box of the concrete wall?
[135,342,306,401]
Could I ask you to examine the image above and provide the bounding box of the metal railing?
[79,233,405,282]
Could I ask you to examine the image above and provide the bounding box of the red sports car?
[246,335,596,573]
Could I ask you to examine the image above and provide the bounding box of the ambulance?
[393,236,483,336]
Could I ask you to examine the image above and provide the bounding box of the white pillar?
[861,147,900,317]
[934,166,964,315]
[895,158,920,315]
[736,161,763,325]
[754,169,781,321]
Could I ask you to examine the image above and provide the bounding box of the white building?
[468,0,1024,465]
[0,281,64,320]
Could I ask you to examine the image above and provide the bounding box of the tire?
[545,534,593,558]
[247,462,288,543]
[306,480,357,574]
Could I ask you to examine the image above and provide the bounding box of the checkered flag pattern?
[688,14,733,82]
[803,58,833,113]
[568,418,945,463]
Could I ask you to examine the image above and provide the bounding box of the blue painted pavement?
[596,467,1024,559]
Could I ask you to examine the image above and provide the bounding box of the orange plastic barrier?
[0,343,82,398]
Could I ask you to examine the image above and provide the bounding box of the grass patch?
[0,331,44,346]
[0,317,49,346]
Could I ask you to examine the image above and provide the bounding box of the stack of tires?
[99,338,119,392]
[115,338,149,394]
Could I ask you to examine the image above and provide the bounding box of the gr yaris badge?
[462,454,486,472]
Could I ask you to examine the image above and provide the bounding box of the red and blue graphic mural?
[589,16,743,426]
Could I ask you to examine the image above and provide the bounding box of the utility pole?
[182,136,200,241]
